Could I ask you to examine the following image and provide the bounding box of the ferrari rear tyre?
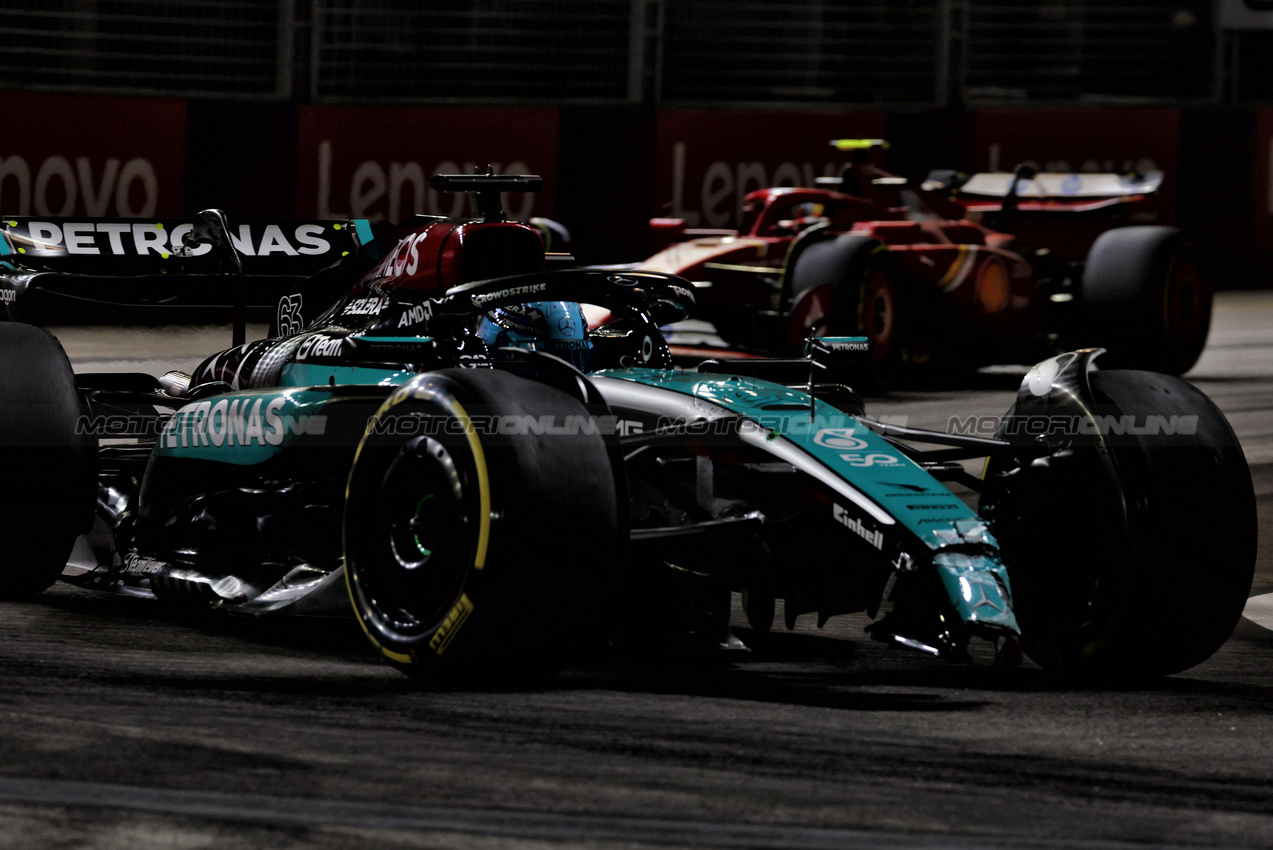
[982,369,1255,678]
[344,368,622,682]
[1078,226,1211,375]
[0,324,97,599]
[787,234,907,387]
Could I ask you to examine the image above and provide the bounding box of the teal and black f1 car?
[0,175,1256,681]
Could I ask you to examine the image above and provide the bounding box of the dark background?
[2,1,1272,279]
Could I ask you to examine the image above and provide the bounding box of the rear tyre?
[0,324,96,599]
[981,370,1255,678]
[1078,226,1211,375]
[344,368,622,682]
[787,234,907,387]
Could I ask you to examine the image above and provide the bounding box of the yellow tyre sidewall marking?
[344,377,493,665]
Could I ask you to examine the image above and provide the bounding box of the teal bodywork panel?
[597,367,1018,634]
[934,551,1017,631]
[598,368,979,549]
[155,388,336,466]
[158,347,420,464]
[279,362,415,389]
[158,338,424,464]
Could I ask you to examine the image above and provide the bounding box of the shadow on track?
[20,586,1273,712]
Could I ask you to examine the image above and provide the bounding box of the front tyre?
[344,368,622,682]
[981,369,1255,678]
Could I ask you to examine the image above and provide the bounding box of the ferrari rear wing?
[924,169,1163,201]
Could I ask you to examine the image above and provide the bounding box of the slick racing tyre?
[981,370,1255,678]
[0,324,97,599]
[787,234,907,387]
[1077,226,1211,375]
[344,368,623,682]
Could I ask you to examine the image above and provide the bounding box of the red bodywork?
[638,163,1161,361]
[356,220,546,294]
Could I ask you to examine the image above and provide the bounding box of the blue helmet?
[475,300,596,373]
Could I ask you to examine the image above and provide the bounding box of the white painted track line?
[1243,592,1273,632]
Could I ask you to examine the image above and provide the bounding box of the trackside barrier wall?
[0,94,1269,281]
[0,91,187,219]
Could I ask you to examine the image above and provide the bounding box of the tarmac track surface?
[1,292,1271,849]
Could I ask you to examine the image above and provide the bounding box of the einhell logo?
[0,155,160,217]
[833,503,884,550]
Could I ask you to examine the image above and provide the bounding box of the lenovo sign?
[297,105,559,223]
[0,92,185,218]
[653,110,888,228]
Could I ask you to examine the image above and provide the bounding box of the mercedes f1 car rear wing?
[0,214,380,340]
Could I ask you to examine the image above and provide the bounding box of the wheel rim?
[361,435,473,637]
[860,269,896,357]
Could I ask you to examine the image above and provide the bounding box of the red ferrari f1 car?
[638,140,1209,383]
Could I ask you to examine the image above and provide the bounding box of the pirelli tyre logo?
[430,594,475,655]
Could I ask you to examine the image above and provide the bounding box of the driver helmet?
[475,300,596,372]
